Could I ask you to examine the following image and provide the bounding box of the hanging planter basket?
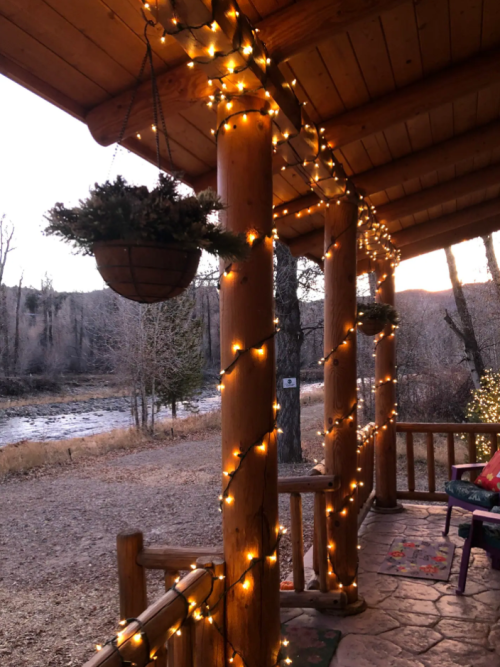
[93,241,201,304]
[43,22,250,304]
[44,175,249,304]
[357,302,399,337]
[358,318,386,336]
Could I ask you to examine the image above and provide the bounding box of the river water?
[0,394,221,447]
[0,383,322,447]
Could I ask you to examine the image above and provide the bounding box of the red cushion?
[476,450,500,491]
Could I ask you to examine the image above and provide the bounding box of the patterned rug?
[281,625,342,666]
[378,538,455,581]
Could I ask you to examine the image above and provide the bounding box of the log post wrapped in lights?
[217,95,280,667]
[323,199,360,605]
[374,258,401,511]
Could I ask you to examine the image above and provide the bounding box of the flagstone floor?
[281,504,500,667]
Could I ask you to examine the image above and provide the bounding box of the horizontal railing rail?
[396,422,500,502]
[84,564,219,667]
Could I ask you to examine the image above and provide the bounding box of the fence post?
[194,558,226,667]
[116,530,147,620]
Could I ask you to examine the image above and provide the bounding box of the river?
[0,383,322,447]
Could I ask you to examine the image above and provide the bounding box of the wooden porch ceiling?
[2,0,500,268]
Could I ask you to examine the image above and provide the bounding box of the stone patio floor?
[281,504,500,667]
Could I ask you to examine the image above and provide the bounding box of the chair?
[456,507,500,594]
[443,463,500,536]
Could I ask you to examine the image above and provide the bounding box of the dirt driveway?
[0,408,321,667]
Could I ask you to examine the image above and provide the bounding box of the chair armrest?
[472,509,500,526]
[451,463,485,480]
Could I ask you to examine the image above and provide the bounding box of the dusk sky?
[1,74,498,295]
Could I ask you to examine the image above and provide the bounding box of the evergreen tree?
[465,368,500,460]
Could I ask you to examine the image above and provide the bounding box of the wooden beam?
[277,475,339,494]
[286,228,323,257]
[355,119,500,195]
[257,0,408,63]
[324,49,500,149]
[85,0,407,147]
[284,197,500,260]
[155,0,302,133]
[274,119,500,221]
[86,64,211,146]
[377,163,500,223]
[399,214,500,261]
[0,52,86,121]
[138,545,223,571]
[392,198,500,247]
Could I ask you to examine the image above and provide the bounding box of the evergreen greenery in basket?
[44,174,249,262]
[357,302,399,328]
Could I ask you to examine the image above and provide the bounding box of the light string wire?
[141,0,400,266]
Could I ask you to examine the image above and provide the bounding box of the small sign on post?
[283,377,297,388]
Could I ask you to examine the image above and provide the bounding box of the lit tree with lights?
[465,368,500,460]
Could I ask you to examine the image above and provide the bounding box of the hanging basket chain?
[110,10,176,178]
[143,17,175,174]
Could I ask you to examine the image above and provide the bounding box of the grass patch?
[0,410,221,477]
[0,386,127,409]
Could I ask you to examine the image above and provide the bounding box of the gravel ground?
[0,401,449,666]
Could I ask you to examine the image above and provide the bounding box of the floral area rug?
[378,538,455,581]
[281,625,342,666]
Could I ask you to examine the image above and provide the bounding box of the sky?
[1,74,498,294]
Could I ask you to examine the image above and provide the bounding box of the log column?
[324,199,359,605]
[217,96,280,667]
[374,259,400,510]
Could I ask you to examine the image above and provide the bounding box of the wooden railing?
[396,422,500,502]
[85,460,378,665]
[82,531,225,667]
[277,474,346,609]
[84,535,223,667]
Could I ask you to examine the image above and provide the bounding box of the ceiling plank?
[323,49,500,149]
[355,119,500,194]
[256,0,409,63]
[376,162,500,223]
[284,197,500,260]
[272,119,500,212]
[399,214,500,261]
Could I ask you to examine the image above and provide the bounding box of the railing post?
[116,530,147,620]
[290,493,305,592]
[406,432,415,492]
[374,259,401,512]
[314,491,329,593]
[194,558,225,667]
[468,433,478,481]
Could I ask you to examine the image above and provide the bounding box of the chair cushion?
[475,450,500,492]
[458,509,500,550]
[445,479,499,508]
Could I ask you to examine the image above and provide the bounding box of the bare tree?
[444,246,484,389]
[13,273,23,374]
[482,234,500,302]
[0,216,14,375]
[275,243,303,463]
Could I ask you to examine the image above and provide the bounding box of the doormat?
[378,538,455,581]
[281,624,342,667]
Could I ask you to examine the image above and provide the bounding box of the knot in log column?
[374,258,400,510]
[323,198,359,604]
[217,95,280,667]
